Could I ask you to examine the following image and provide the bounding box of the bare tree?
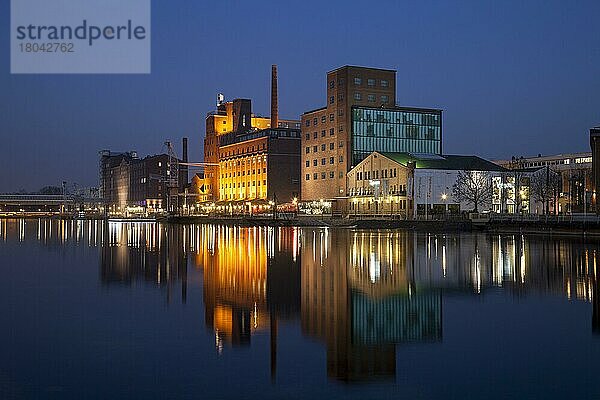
[452,170,493,212]
[530,167,561,214]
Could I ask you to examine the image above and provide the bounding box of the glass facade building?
[351,106,442,166]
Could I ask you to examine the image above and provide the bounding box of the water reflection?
[2,218,600,384]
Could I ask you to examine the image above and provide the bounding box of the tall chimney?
[271,65,278,129]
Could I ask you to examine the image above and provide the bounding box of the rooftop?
[379,152,506,172]
[327,65,396,74]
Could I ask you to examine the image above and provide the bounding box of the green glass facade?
[351,107,442,166]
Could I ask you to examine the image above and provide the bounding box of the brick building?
[301,66,442,201]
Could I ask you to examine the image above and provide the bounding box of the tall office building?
[301,66,442,200]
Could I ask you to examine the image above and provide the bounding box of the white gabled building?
[344,152,508,217]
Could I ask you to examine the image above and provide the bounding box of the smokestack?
[271,64,278,129]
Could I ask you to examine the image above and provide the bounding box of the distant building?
[301,65,442,200]
[494,152,593,214]
[99,143,187,214]
[590,127,600,213]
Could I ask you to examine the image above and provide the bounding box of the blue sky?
[1,0,599,192]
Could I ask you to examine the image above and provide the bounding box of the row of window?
[353,108,441,126]
[305,141,344,154]
[353,77,389,87]
[221,191,266,200]
[220,168,266,178]
[356,168,399,180]
[306,128,335,140]
[220,144,267,159]
[221,156,267,168]
[328,77,389,89]
[353,93,389,103]
[221,180,267,189]
[305,156,344,167]
[305,109,345,126]
[305,171,345,180]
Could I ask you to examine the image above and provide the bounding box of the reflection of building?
[197,224,301,379]
[301,229,442,383]
[99,222,188,303]
[301,65,443,200]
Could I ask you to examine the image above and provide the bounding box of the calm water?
[1,219,600,399]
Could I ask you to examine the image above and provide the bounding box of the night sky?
[1,0,599,192]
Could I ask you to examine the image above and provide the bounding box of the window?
[354,77,362,85]
[321,144,326,151]
[367,78,375,87]
[339,156,344,163]
[305,133,310,140]
[338,94,344,102]
[321,172,326,179]
[313,146,318,152]
[339,172,344,178]
[321,158,326,165]
[381,80,388,87]
[339,141,343,147]
[313,132,317,139]
[321,116,326,123]
[329,80,335,89]
[368,94,376,102]
[329,172,335,178]
[313,173,318,180]
[313,159,317,166]
[329,113,334,121]
[329,128,334,136]
[329,96,334,104]
[381,95,389,103]
[338,109,343,116]
[329,142,334,150]
[305,147,310,154]
[321,130,326,137]
[306,174,310,180]
[305,160,310,167]
[305,120,310,127]
[330,157,334,164]
[313,118,318,125]
[353,92,362,100]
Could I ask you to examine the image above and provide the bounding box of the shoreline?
[4,214,600,237]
